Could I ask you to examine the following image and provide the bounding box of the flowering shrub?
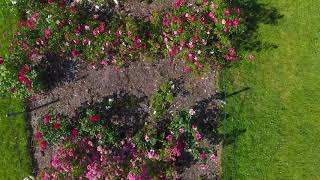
[35,114,71,151]
[78,110,118,147]
[37,107,216,179]
[0,0,245,97]
[149,0,244,73]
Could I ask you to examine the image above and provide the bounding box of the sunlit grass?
[222,0,320,179]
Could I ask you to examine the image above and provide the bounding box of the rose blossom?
[249,53,255,60]
[200,153,207,159]
[229,48,236,55]
[233,19,240,26]
[166,134,173,142]
[35,132,42,140]
[145,135,150,142]
[43,115,51,124]
[179,128,185,134]
[72,128,78,136]
[90,114,101,123]
[53,122,60,129]
[195,132,202,140]
[224,11,231,16]
[209,12,215,18]
[41,140,47,151]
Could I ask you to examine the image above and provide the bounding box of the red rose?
[25,78,32,90]
[43,115,51,124]
[18,21,24,27]
[48,0,54,4]
[175,0,183,8]
[72,129,78,136]
[200,153,207,159]
[26,20,35,30]
[71,50,80,57]
[0,57,4,65]
[56,115,61,121]
[53,122,60,129]
[90,115,101,123]
[35,132,42,140]
[99,22,105,33]
[41,141,47,151]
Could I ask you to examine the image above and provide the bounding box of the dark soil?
[27,0,222,179]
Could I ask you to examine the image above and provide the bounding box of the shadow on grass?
[232,0,284,52]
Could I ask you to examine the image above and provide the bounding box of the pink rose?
[195,132,202,140]
[145,135,150,142]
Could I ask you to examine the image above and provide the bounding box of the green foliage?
[150,81,174,120]
[39,114,71,145]
[78,110,118,147]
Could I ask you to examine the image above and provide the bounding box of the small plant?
[35,114,71,151]
[150,81,174,120]
[78,109,119,147]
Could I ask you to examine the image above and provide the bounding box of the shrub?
[150,81,174,121]
[35,114,71,151]
[36,106,215,179]
[1,0,244,97]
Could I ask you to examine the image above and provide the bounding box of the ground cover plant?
[222,0,320,179]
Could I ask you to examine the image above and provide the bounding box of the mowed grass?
[222,0,320,179]
[0,1,32,179]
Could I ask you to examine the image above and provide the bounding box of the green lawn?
[222,0,320,179]
[0,1,32,179]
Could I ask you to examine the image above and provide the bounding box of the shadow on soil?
[74,91,148,138]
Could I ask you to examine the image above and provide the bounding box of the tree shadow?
[37,53,81,91]
[74,91,148,138]
[191,96,221,145]
[232,0,284,52]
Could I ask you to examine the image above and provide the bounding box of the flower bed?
[0,0,250,179]
[35,100,217,179]
[0,0,244,97]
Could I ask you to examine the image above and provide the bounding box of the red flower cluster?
[72,128,78,136]
[41,140,47,151]
[90,114,101,123]
[18,64,32,90]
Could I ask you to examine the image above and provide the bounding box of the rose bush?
[0,0,244,97]
[33,86,217,177]
[36,107,216,179]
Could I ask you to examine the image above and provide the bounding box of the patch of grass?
[222,0,320,179]
[0,1,32,179]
